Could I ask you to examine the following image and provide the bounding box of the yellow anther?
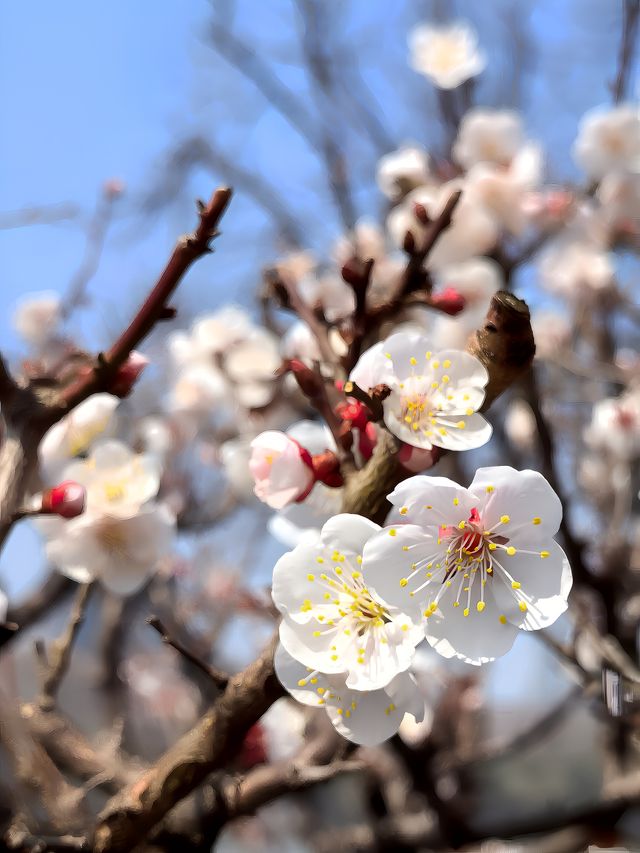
[519,601,528,612]
[453,601,460,607]
[316,556,324,563]
[532,517,541,525]
[331,654,338,661]
[511,581,521,589]
[540,550,550,559]
[488,542,497,551]
[476,601,486,612]
[456,420,466,429]
[506,546,517,556]
[439,427,448,435]
[486,485,494,493]
[399,578,408,587]
[463,607,470,617]
[401,624,408,631]
[402,545,409,551]
[453,497,459,506]
[343,381,354,393]
[307,574,315,581]
[443,359,451,368]
[399,506,408,515]
[313,631,321,637]
[425,351,432,359]
[431,360,440,369]
[423,609,431,618]
[389,529,397,537]
[410,356,417,365]
[442,374,450,384]
[466,408,474,416]
[458,520,466,529]
[500,515,510,524]
[499,614,507,625]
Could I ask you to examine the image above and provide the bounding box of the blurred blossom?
[504,399,536,452]
[62,440,161,518]
[584,389,640,460]
[453,109,525,169]
[190,305,254,357]
[274,249,317,285]
[168,363,228,416]
[260,698,306,761]
[573,104,640,181]
[136,415,174,460]
[376,145,431,200]
[122,650,200,726]
[408,21,486,90]
[220,436,255,501]
[388,181,498,270]
[539,238,614,298]
[431,257,502,350]
[43,502,175,595]
[12,290,61,347]
[224,329,281,409]
[530,311,571,360]
[597,171,640,235]
[297,272,355,323]
[39,392,119,483]
[465,144,543,236]
[333,219,387,267]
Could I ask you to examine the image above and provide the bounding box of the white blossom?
[275,643,424,746]
[539,238,615,298]
[297,272,355,323]
[376,146,431,199]
[504,399,536,452]
[39,393,119,483]
[431,258,502,350]
[573,104,640,180]
[363,467,572,665]
[44,503,175,596]
[250,431,314,509]
[584,390,640,460]
[530,311,571,360]
[387,182,499,270]
[13,290,61,347]
[349,332,492,452]
[62,440,161,518]
[272,514,425,690]
[260,698,306,761]
[408,21,486,90]
[453,109,525,169]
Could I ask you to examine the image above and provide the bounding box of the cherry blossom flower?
[250,431,315,510]
[39,393,119,483]
[376,146,431,199]
[349,332,492,452]
[62,440,161,518]
[539,238,614,298]
[274,644,424,746]
[453,109,525,169]
[584,390,640,460]
[408,21,486,90]
[266,421,343,547]
[504,399,536,452]
[363,467,572,665]
[44,503,175,596]
[272,514,425,692]
[573,104,640,180]
[12,290,61,347]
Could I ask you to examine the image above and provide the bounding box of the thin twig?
[37,582,94,711]
[147,615,229,689]
[612,0,640,103]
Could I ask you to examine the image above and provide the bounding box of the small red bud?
[430,287,466,316]
[311,451,344,488]
[40,481,86,519]
[335,398,371,431]
[413,202,430,225]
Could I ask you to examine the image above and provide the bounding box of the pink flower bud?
[249,431,315,509]
[430,287,466,316]
[335,398,371,431]
[398,443,440,473]
[108,351,149,398]
[40,480,86,519]
[103,178,125,199]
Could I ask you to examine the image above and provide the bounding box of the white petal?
[430,412,492,451]
[343,618,418,691]
[325,680,416,746]
[274,643,332,708]
[469,466,563,543]
[320,514,380,557]
[491,541,572,631]
[386,671,426,724]
[425,591,519,665]
[278,617,348,675]
[349,342,392,391]
[271,543,333,623]
[387,475,476,527]
[363,525,436,620]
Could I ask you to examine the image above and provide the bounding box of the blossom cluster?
[271,468,572,745]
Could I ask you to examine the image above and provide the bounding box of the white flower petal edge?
[274,644,424,746]
[362,468,572,665]
[350,333,491,452]
[272,514,425,692]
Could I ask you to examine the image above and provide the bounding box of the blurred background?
[0,1,639,851]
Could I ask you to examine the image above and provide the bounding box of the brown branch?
[59,187,232,411]
[3,573,75,651]
[36,582,93,712]
[92,633,284,853]
[147,615,229,689]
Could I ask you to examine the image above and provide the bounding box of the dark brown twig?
[147,615,229,689]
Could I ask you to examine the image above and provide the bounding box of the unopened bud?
[430,287,466,316]
[310,451,343,488]
[335,398,370,431]
[108,351,149,398]
[40,481,86,519]
[403,230,416,254]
